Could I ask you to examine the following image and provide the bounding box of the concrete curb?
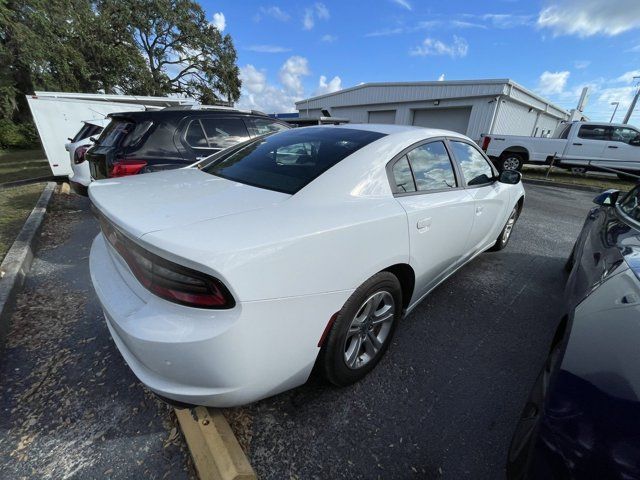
[176,407,256,480]
[0,175,59,190]
[0,182,56,345]
[523,177,603,193]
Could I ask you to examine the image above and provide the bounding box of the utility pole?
[622,76,640,124]
[610,102,620,123]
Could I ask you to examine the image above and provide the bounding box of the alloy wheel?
[503,157,521,171]
[343,291,395,369]
[502,207,518,244]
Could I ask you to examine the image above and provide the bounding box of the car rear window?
[71,123,103,143]
[98,119,152,148]
[202,127,386,194]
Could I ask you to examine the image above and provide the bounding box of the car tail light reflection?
[481,136,491,151]
[110,159,147,177]
[95,210,234,309]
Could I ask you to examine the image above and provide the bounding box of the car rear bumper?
[89,233,352,407]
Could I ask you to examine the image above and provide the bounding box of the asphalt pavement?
[239,184,596,480]
[0,183,596,479]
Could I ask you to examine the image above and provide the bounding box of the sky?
[201,0,640,122]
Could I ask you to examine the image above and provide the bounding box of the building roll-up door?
[368,110,396,124]
[412,107,472,134]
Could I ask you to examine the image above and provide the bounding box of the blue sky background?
[202,0,640,122]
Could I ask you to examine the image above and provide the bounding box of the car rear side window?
[185,120,209,148]
[407,141,457,191]
[450,140,494,186]
[392,156,416,193]
[202,127,385,194]
[200,118,250,149]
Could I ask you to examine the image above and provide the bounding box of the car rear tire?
[499,153,524,172]
[491,205,519,251]
[319,272,402,386]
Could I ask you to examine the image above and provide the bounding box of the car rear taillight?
[481,136,491,151]
[74,145,90,165]
[110,159,147,177]
[96,210,234,309]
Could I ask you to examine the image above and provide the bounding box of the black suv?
[87,107,290,179]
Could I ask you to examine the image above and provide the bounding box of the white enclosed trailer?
[26,92,196,176]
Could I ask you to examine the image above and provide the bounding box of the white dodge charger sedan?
[89,124,525,407]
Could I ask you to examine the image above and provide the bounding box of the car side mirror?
[498,170,522,185]
[630,137,640,146]
[593,189,620,206]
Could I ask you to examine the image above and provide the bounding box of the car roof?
[312,123,471,141]
[107,109,278,121]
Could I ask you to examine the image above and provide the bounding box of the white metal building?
[295,79,570,141]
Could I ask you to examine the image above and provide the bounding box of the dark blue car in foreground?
[507,185,640,479]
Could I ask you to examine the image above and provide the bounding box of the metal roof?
[295,79,569,118]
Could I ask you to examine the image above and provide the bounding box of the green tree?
[103,0,242,103]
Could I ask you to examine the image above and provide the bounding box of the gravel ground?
[0,183,597,480]
[0,191,194,480]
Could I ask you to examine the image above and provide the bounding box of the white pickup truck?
[481,121,640,177]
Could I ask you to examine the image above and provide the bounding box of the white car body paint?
[89,124,525,406]
[67,119,110,187]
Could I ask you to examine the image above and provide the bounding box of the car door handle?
[607,145,619,149]
[572,142,583,146]
[475,205,484,215]
[416,218,432,231]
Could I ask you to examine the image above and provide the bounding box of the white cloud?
[316,75,342,95]
[279,56,310,95]
[315,3,330,19]
[391,0,412,10]
[247,45,292,53]
[240,65,267,94]
[438,73,445,81]
[258,6,290,22]
[321,34,337,43]
[538,0,640,37]
[365,27,404,37]
[237,60,306,113]
[212,12,226,31]
[303,3,330,30]
[410,36,468,58]
[451,20,487,29]
[573,60,591,69]
[538,71,570,95]
[617,70,640,83]
[482,13,533,28]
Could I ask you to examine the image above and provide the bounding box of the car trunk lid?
[89,168,290,238]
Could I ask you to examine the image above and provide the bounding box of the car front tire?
[491,205,520,251]
[319,272,402,386]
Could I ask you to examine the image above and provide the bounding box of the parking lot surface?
[239,184,596,479]
[0,183,596,479]
[0,193,194,479]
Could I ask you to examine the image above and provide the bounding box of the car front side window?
[611,127,639,144]
[449,140,494,186]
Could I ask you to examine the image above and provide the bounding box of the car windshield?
[202,127,386,194]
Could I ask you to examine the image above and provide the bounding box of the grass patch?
[0,149,50,184]
[522,165,637,192]
[0,183,45,262]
